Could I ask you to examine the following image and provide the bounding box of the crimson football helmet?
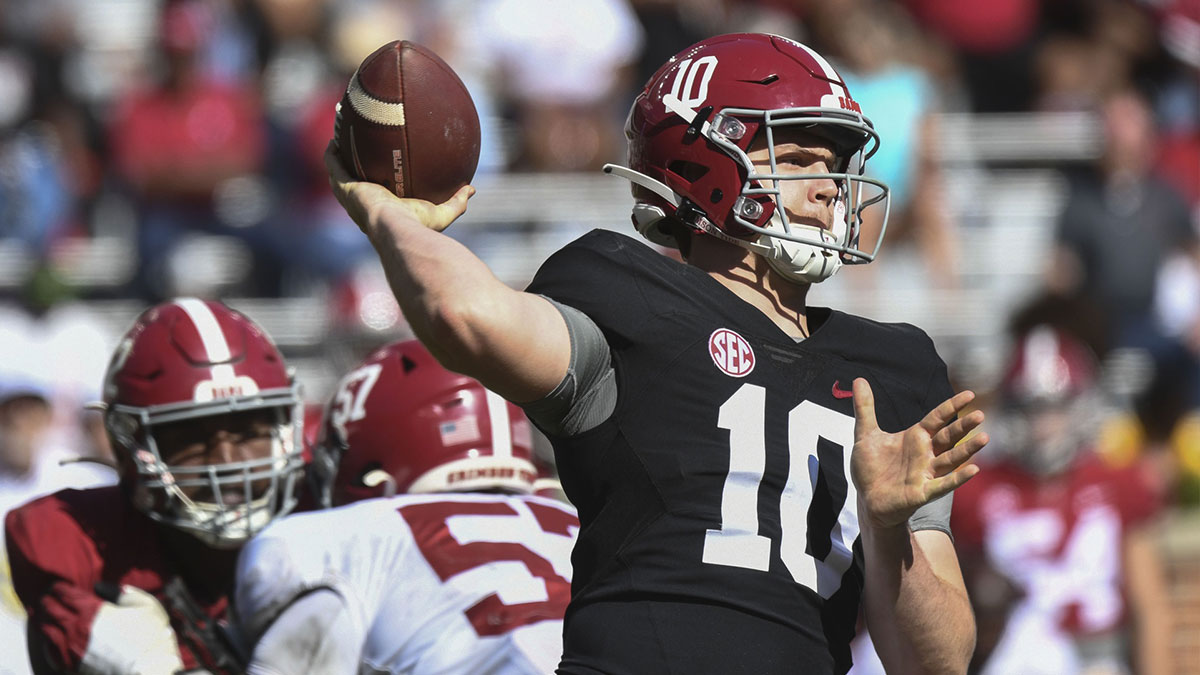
[312,339,538,508]
[100,298,304,548]
[606,32,890,283]
[997,326,1102,475]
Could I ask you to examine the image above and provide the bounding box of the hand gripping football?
[334,40,481,204]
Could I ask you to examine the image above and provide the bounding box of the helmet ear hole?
[667,160,709,184]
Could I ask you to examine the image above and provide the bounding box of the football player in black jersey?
[325,33,988,675]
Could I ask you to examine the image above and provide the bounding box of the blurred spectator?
[108,0,274,298]
[0,303,114,675]
[1047,87,1200,441]
[0,316,55,675]
[0,29,73,262]
[0,305,114,515]
[1033,0,1161,113]
[470,0,644,171]
[0,390,53,514]
[1033,35,1123,114]
[248,0,385,292]
[1154,0,1200,217]
[246,0,508,297]
[953,325,1167,675]
[627,0,715,96]
[899,0,1041,112]
[817,0,961,287]
[0,121,72,261]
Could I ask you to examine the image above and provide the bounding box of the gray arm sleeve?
[520,299,618,437]
[908,492,953,538]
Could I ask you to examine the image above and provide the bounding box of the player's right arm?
[235,517,367,675]
[244,589,361,675]
[7,496,103,673]
[325,142,570,403]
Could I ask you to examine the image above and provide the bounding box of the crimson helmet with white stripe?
[101,298,304,547]
[312,339,537,508]
[607,32,891,283]
[996,326,1101,475]
[1001,326,1098,406]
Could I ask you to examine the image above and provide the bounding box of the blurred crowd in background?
[0,0,1199,673]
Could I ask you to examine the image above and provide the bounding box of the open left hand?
[850,378,988,529]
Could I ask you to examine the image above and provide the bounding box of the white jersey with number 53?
[234,493,578,674]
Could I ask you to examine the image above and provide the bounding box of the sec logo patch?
[709,328,755,377]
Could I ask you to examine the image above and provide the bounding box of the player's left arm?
[860,527,974,675]
[851,378,987,675]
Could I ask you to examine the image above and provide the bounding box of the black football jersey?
[526,230,954,675]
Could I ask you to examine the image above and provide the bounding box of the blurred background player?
[234,338,577,674]
[4,298,306,674]
[951,325,1166,675]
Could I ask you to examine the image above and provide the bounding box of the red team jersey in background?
[5,487,235,672]
[951,452,1163,673]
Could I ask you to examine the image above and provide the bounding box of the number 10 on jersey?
[704,383,860,599]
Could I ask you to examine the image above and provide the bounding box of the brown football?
[334,40,481,204]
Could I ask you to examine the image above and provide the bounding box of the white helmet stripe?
[485,389,512,458]
[174,297,235,380]
[792,41,843,97]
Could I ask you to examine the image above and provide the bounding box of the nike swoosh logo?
[832,380,853,399]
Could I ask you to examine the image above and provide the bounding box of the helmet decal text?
[193,374,260,402]
[667,56,719,113]
[331,363,383,436]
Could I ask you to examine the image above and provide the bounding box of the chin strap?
[362,469,398,498]
[691,216,774,258]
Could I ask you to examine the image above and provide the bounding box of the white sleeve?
[235,528,341,643]
[247,589,362,675]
